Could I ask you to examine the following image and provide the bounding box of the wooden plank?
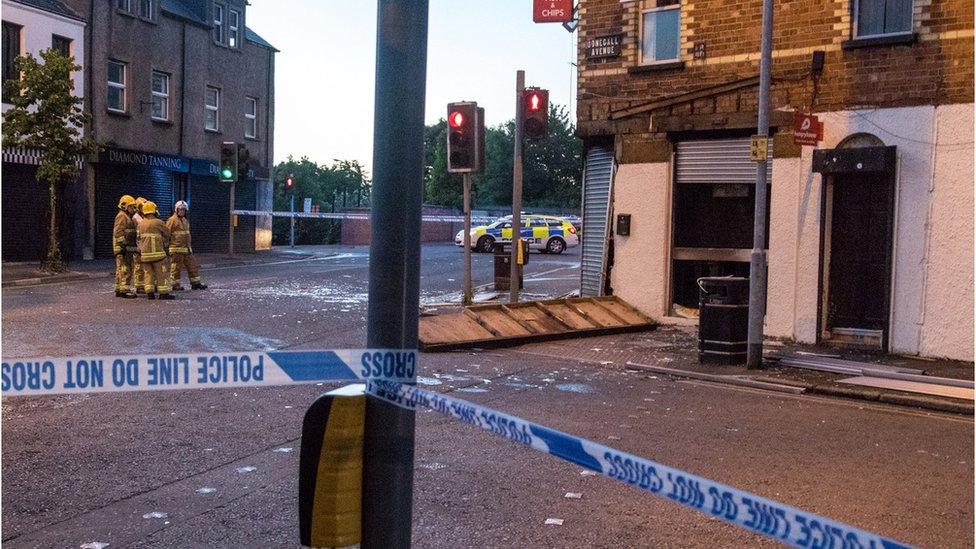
[532,302,574,331]
[418,314,494,345]
[572,300,628,327]
[609,76,759,120]
[500,305,542,334]
[564,300,607,328]
[543,302,597,330]
[463,309,501,337]
[594,298,648,325]
[503,304,566,334]
[468,307,533,337]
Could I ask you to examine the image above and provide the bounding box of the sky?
[246,1,578,170]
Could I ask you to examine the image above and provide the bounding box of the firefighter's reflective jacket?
[137,217,171,262]
[165,214,192,254]
[113,211,137,255]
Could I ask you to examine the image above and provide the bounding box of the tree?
[3,49,97,272]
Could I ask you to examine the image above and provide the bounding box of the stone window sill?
[628,61,685,74]
[151,118,174,126]
[107,109,131,118]
[842,33,917,50]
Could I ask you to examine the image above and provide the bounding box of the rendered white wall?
[610,162,671,320]
[1,0,85,120]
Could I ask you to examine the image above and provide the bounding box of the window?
[640,3,681,64]
[116,0,131,11]
[213,4,224,44]
[855,0,913,38]
[228,9,240,48]
[2,22,22,102]
[151,71,169,121]
[205,86,220,131]
[107,60,126,112]
[52,35,72,57]
[139,0,153,19]
[244,96,257,138]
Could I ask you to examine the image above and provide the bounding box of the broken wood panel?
[572,300,629,327]
[467,307,534,337]
[592,298,651,325]
[503,304,569,334]
[418,314,495,345]
[544,302,598,330]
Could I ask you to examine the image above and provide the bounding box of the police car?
[455,215,579,254]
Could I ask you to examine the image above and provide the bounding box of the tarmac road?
[1,244,971,548]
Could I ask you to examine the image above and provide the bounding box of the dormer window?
[229,9,240,48]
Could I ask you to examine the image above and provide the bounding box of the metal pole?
[289,193,295,247]
[510,69,525,303]
[361,1,427,547]
[746,0,774,369]
[462,173,472,305]
[228,181,235,256]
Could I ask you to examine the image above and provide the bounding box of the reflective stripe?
[172,231,189,235]
[169,247,189,254]
[141,252,166,262]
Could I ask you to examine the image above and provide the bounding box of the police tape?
[232,209,495,224]
[365,380,913,549]
[1,350,417,397]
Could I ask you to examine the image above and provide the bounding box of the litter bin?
[698,277,749,364]
[493,244,523,291]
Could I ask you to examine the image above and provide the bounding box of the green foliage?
[271,156,371,245]
[2,49,98,272]
[422,102,582,211]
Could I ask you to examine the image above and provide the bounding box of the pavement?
[2,243,972,548]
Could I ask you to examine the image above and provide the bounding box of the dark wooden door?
[827,174,893,331]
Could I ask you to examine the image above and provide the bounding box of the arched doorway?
[814,133,897,349]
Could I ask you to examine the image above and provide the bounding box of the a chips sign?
[533,0,574,23]
[793,112,824,146]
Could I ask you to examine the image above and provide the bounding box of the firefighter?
[132,197,148,293]
[136,200,175,300]
[113,195,138,298]
[167,200,208,290]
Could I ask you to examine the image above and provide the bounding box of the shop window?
[151,71,169,121]
[2,21,22,103]
[673,184,760,249]
[107,60,126,112]
[205,86,220,131]
[640,1,680,64]
[245,96,257,138]
[855,0,912,38]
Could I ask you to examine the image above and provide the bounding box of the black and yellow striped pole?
[299,385,366,547]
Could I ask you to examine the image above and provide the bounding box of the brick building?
[2,0,276,261]
[576,0,973,360]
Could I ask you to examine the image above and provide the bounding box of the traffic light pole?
[289,193,295,248]
[746,0,774,369]
[228,181,235,256]
[510,69,525,304]
[462,173,473,306]
[361,1,427,547]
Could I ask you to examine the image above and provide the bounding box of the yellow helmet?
[118,195,135,209]
[141,200,158,216]
[135,196,147,205]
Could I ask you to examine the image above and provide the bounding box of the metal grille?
[580,145,614,297]
[675,138,771,184]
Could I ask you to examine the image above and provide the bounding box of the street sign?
[533,0,573,23]
[585,34,622,60]
[793,111,823,146]
[303,197,312,213]
[749,135,769,161]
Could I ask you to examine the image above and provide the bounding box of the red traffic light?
[522,88,549,140]
[449,111,465,128]
[527,93,542,111]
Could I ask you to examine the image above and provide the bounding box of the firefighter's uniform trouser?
[115,252,135,291]
[133,253,144,288]
[170,252,201,286]
[143,258,172,295]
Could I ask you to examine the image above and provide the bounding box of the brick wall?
[577,0,974,137]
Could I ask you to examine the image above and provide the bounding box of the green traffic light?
[221,168,234,179]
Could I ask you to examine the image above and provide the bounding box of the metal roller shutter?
[188,176,256,254]
[675,138,771,184]
[580,145,615,297]
[94,164,176,258]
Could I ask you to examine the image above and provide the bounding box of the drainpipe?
[179,22,186,156]
[82,0,97,260]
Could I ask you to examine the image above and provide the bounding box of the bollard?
[299,384,365,548]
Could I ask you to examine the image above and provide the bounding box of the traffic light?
[219,141,238,182]
[284,173,295,191]
[522,88,548,140]
[237,144,250,180]
[446,101,484,174]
